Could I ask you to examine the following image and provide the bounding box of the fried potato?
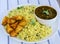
[2,16,8,26]
[6,24,13,33]
[15,26,23,33]
[7,18,16,24]
[2,15,27,37]
[10,22,18,29]
[11,15,23,21]
[10,31,17,37]
[16,15,23,20]
[19,20,27,27]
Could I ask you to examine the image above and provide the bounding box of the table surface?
[0,0,60,44]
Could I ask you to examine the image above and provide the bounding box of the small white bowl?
[35,6,58,27]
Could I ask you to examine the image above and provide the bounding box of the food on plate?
[35,6,57,20]
[6,24,13,33]
[11,15,23,21]
[15,26,23,33]
[2,15,27,37]
[10,22,18,29]
[18,19,27,27]
[2,5,52,42]
[10,30,17,37]
[7,18,16,24]
[2,16,8,26]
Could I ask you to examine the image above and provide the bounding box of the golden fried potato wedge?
[2,16,8,26]
[10,22,18,29]
[10,31,17,37]
[16,15,23,20]
[6,24,13,33]
[7,18,16,24]
[19,20,27,27]
[15,26,23,33]
[11,15,23,21]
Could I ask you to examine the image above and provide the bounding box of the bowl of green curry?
[35,6,57,26]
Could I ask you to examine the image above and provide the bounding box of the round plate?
[0,4,59,43]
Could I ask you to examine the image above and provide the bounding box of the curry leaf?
[30,19,35,26]
[43,10,49,15]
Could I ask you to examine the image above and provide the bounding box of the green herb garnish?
[30,19,35,26]
[17,6,23,9]
[43,10,49,15]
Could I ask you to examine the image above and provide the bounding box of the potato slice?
[16,15,23,20]
[10,22,18,29]
[7,18,16,24]
[19,20,27,27]
[15,26,23,33]
[6,24,13,33]
[10,31,17,37]
[11,15,23,21]
[2,16,8,26]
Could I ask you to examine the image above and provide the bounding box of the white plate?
[0,4,59,43]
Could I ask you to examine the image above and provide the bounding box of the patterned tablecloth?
[0,0,60,44]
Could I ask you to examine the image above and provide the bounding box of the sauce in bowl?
[35,6,57,20]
